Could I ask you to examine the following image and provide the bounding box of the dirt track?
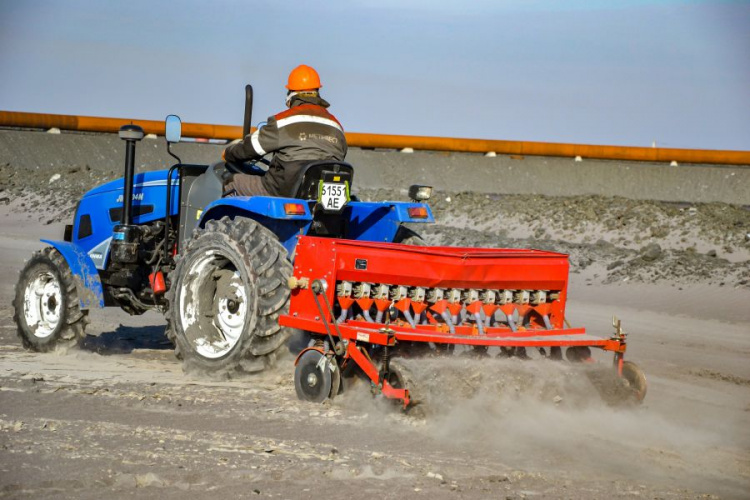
[1,134,750,498]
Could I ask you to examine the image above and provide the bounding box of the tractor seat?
[292,161,354,200]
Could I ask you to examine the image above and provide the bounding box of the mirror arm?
[164,137,181,266]
[166,142,182,164]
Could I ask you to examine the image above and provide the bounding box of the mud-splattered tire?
[394,227,425,246]
[621,360,648,403]
[163,322,182,360]
[166,217,292,377]
[13,247,89,352]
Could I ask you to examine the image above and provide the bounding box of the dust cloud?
[392,355,747,496]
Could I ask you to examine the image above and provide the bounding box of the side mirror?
[408,185,433,202]
[165,115,182,143]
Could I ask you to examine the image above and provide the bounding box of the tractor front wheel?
[13,247,88,351]
[167,217,292,377]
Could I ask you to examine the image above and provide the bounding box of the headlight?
[408,185,432,201]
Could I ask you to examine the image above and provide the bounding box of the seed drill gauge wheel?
[382,362,422,414]
[167,217,292,376]
[384,364,406,391]
[621,360,648,402]
[565,346,593,362]
[294,350,340,402]
[13,247,89,351]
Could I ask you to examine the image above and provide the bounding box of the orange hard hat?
[286,64,322,91]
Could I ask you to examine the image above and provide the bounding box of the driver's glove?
[222,138,243,161]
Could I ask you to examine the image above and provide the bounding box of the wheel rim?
[23,271,62,339]
[179,250,249,359]
[294,350,333,403]
[386,366,405,389]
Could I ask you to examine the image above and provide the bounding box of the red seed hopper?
[280,236,645,407]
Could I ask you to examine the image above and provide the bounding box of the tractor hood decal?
[82,171,172,198]
[87,237,112,270]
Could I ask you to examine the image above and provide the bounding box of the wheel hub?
[214,269,247,340]
[23,272,62,339]
[179,251,249,359]
[294,350,335,403]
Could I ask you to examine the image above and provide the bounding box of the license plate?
[319,181,348,211]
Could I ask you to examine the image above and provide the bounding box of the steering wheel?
[224,155,271,176]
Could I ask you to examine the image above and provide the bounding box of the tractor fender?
[197,197,313,257]
[198,197,313,224]
[41,239,105,309]
[391,202,435,223]
[346,201,434,242]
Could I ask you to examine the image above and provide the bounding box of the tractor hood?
[82,170,171,199]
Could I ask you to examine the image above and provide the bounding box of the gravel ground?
[361,188,750,288]
[2,162,748,289]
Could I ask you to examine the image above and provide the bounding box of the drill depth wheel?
[620,360,648,403]
[294,350,339,403]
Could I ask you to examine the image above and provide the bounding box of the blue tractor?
[13,87,434,377]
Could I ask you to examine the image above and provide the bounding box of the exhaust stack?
[111,124,144,264]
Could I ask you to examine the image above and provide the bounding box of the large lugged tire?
[13,247,89,351]
[166,217,292,377]
[394,226,425,246]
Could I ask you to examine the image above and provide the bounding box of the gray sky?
[1,0,748,150]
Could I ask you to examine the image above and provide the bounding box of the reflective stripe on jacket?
[224,96,347,197]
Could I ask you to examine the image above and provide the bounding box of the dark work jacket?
[223,95,347,197]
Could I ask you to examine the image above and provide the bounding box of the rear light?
[284,203,306,215]
[407,207,428,219]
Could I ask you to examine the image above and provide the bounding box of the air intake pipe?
[111,124,144,264]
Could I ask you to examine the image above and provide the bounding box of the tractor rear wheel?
[167,217,292,377]
[13,247,88,351]
[394,226,425,246]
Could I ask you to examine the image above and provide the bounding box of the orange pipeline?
[1,110,748,166]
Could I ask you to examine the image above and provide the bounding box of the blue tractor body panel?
[51,167,434,309]
[198,197,434,256]
[346,201,434,242]
[72,170,179,269]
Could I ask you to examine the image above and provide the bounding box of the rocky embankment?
[1,159,749,288]
[360,188,750,288]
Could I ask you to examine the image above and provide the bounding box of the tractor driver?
[222,64,347,198]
